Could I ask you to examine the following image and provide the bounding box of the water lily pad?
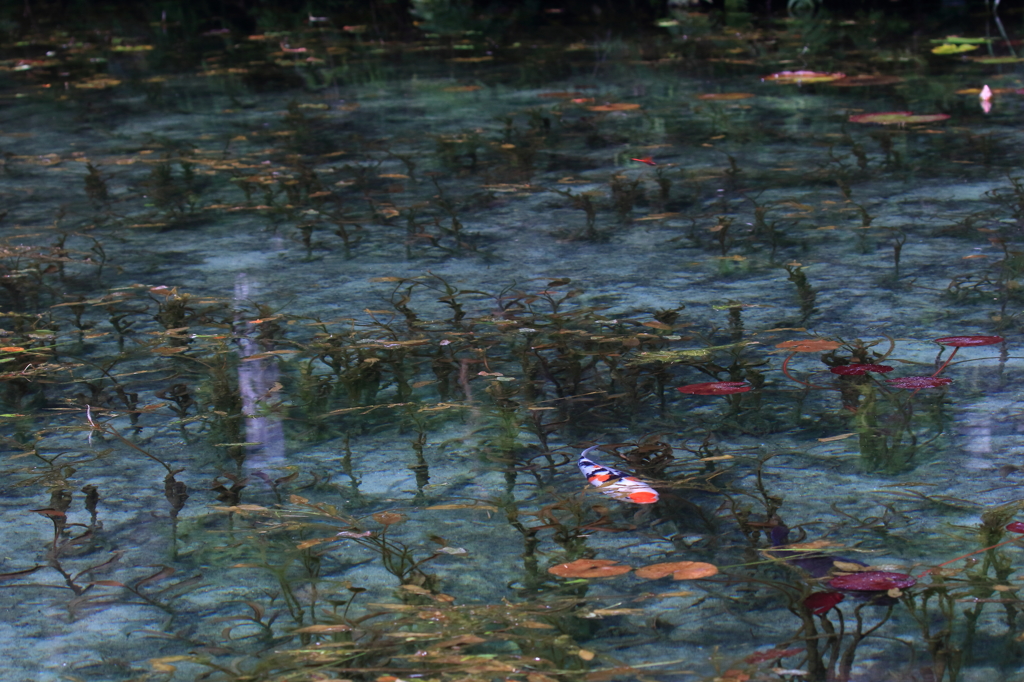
[762,70,846,85]
[635,561,718,580]
[547,559,632,578]
[763,70,846,85]
[885,376,953,389]
[932,43,979,54]
[829,363,894,375]
[829,74,904,87]
[934,335,1003,347]
[971,56,1024,64]
[829,571,916,591]
[775,339,841,352]
[848,112,951,125]
[676,381,751,395]
[930,35,992,44]
[804,591,845,614]
[587,103,641,112]
[697,92,754,100]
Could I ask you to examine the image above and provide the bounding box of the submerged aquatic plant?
[1,12,1023,682]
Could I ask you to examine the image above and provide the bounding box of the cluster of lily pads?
[677,334,1003,396]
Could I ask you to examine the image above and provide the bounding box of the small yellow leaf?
[931,43,978,54]
[818,433,855,442]
[518,620,555,629]
[151,346,188,355]
[148,656,192,673]
[400,584,432,595]
[296,537,335,550]
[294,623,353,633]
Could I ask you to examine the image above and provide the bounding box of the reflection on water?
[1,4,1024,681]
[235,272,285,469]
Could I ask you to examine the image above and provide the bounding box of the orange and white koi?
[578,445,659,504]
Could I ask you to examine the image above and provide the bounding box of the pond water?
[3,6,1024,682]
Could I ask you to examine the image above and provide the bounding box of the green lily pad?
[930,36,993,44]
[848,111,951,125]
[932,43,979,54]
[629,341,756,365]
[763,70,846,84]
[972,56,1024,64]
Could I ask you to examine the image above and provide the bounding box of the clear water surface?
[1,9,1024,682]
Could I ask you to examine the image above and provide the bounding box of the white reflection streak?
[962,408,993,471]
[235,273,285,468]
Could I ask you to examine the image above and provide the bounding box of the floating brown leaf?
[587,103,641,112]
[373,511,406,527]
[547,559,632,578]
[635,561,718,580]
[775,338,841,352]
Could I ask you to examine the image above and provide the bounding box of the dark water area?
[2,2,1024,681]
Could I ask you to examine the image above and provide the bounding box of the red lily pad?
[830,364,894,376]
[829,571,916,591]
[763,70,846,85]
[848,111,951,125]
[676,381,752,395]
[934,335,1004,347]
[1007,521,1024,534]
[804,591,845,614]
[885,376,953,389]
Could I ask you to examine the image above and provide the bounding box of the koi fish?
[631,157,657,166]
[577,445,659,504]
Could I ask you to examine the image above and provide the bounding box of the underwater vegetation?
[3,1,1024,681]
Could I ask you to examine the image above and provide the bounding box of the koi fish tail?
[577,445,659,504]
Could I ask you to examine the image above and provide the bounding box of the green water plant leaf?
[762,70,846,85]
[848,111,951,125]
[971,56,1024,64]
[929,35,992,44]
[628,341,757,365]
[931,43,979,54]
